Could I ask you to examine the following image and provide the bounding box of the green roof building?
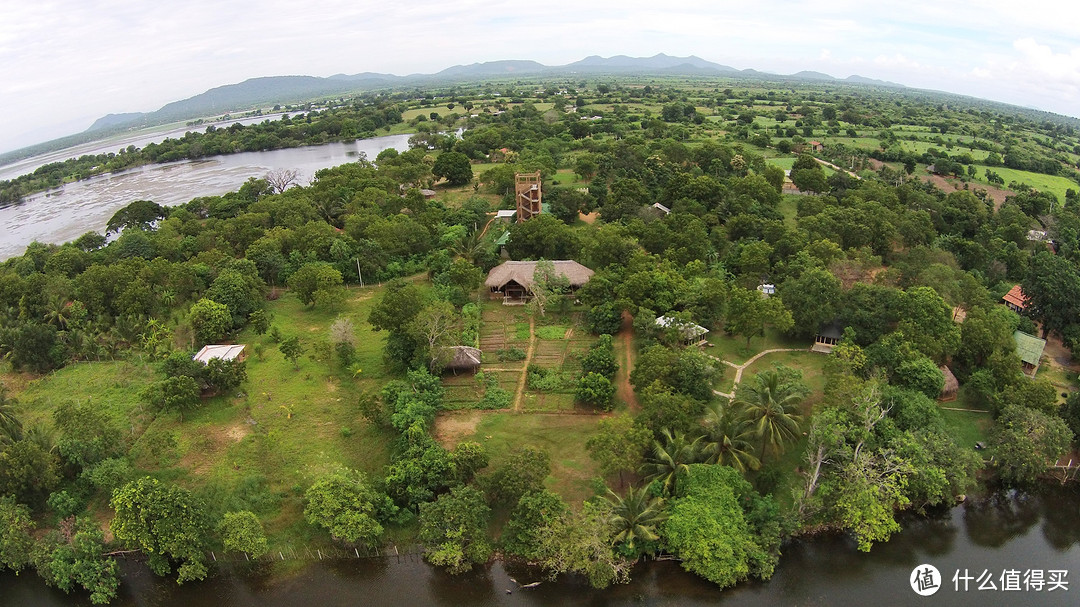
[1013,330,1046,377]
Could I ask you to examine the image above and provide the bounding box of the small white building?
[656,315,709,347]
[193,344,247,365]
[652,202,672,215]
[757,283,776,296]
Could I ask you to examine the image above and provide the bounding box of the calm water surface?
[0,133,411,260]
[3,486,1078,606]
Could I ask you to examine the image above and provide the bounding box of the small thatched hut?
[939,365,958,402]
[443,346,482,373]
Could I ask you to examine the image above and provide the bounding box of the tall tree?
[725,287,794,347]
[733,370,807,465]
[110,477,211,583]
[604,485,667,558]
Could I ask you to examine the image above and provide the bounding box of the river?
[0,113,300,183]
[0,133,412,261]
[3,485,1078,606]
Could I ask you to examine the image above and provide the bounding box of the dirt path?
[512,315,536,412]
[614,311,639,410]
[813,157,861,180]
[711,348,803,399]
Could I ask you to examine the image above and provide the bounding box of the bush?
[577,373,615,410]
[496,347,527,362]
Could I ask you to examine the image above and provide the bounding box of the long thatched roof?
[485,260,594,290]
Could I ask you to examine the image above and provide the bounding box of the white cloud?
[2,1,1080,152]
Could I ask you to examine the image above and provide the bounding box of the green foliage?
[585,414,653,482]
[32,517,120,605]
[249,309,272,335]
[577,372,616,410]
[304,469,390,545]
[778,267,841,339]
[418,485,492,574]
[381,368,444,431]
[604,485,668,558]
[384,424,454,510]
[450,441,489,484]
[189,298,232,345]
[110,477,211,583]
[502,490,570,560]
[663,465,777,587]
[631,345,718,402]
[432,151,474,186]
[0,438,61,507]
[287,262,344,307]
[482,445,551,505]
[278,336,303,369]
[144,375,201,417]
[725,286,794,347]
[218,511,269,558]
[581,334,618,379]
[0,495,35,572]
[992,404,1072,486]
[53,400,122,468]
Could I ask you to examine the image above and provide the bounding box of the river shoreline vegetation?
[1,77,1080,603]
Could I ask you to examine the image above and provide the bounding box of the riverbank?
[0,133,412,260]
[5,484,1079,606]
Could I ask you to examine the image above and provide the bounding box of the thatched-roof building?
[443,346,482,373]
[939,365,958,402]
[485,260,593,304]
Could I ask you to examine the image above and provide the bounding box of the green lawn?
[972,165,1079,201]
[464,412,603,504]
[706,327,810,366]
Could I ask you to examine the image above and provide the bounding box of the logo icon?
[911,564,941,596]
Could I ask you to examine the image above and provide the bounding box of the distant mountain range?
[83,53,906,134]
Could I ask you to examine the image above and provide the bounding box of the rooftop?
[193,344,246,364]
[1002,285,1028,309]
[1013,331,1046,367]
[656,315,709,338]
[485,260,594,290]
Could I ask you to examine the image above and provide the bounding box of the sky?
[1,0,1079,153]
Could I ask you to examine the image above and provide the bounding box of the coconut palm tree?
[701,400,760,473]
[641,429,705,495]
[734,369,807,466]
[0,385,23,445]
[604,485,667,556]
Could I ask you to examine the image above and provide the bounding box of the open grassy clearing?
[971,165,1079,201]
[10,285,399,548]
[446,412,604,505]
[706,326,810,365]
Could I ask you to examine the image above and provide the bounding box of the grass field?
[8,285,400,548]
[449,412,604,504]
[972,165,1079,201]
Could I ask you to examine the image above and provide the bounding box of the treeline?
[0,101,404,204]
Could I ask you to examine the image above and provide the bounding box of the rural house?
[655,315,709,347]
[442,345,482,373]
[1002,285,1028,313]
[1013,331,1046,377]
[812,321,845,354]
[193,344,247,365]
[485,260,594,304]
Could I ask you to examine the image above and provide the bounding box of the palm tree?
[701,400,760,473]
[604,485,667,556]
[641,429,705,495]
[0,385,23,445]
[733,370,807,466]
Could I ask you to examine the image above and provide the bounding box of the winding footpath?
[711,348,803,399]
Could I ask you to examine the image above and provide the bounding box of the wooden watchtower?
[514,171,542,222]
